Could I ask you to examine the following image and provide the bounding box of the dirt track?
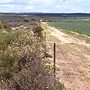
[42,22,90,90]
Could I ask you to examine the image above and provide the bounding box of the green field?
[47,18,90,36]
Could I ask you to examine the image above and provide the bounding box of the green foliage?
[0,22,4,29]
[0,53,18,80]
[33,26,44,37]
[31,18,37,21]
[0,30,45,79]
[4,24,8,29]
[23,18,30,22]
[45,62,60,71]
[0,33,13,50]
[0,32,20,50]
[4,24,11,31]
[34,26,44,33]
[1,72,12,80]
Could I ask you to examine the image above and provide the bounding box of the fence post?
[54,43,56,78]
[44,32,47,57]
[44,32,46,48]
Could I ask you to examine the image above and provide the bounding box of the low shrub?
[45,62,60,71]
[0,22,4,29]
[31,18,37,21]
[0,32,21,50]
[33,26,44,37]
[0,53,18,80]
[23,18,30,22]
[34,26,44,33]
[0,33,13,50]
[4,24,11,31]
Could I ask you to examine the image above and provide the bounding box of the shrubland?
[0,21,67,90]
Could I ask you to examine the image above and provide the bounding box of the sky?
[0,0,90,13]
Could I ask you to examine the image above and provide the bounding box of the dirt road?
[42,22,90,90]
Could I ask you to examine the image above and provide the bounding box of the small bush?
[0,53,19,80]
[23,18,30,22]
[33,26,44,37]
[31,18,36,21]
[4,24,8,29]
[0,32,21,50]
[34,26,44,33]
[4,24,11,31]
[0,33,13,50]
[45,62,60,71]
[0,22,4,29]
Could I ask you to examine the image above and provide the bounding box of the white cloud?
[9,0,53,6]
[29,0,53,6]
[57,0,89,4]
[0,0,90,13]
[10,0,28,5]
[77,0,88,2]
[25,6,35,9]
[56,5,62,8]
[32,0,53,4]
[56,4,68,11]
[0,0,12,3]
[0,4,14,7]
[55,3,84,13]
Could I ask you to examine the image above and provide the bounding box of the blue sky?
[0,0,90,13]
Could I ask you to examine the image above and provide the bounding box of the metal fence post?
[54,43,56,78]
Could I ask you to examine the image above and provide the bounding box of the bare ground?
[42,22,90,90]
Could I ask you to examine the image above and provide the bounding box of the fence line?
[43,31,90,90]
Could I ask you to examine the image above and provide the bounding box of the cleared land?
[42,22,90,90]
[47,18,90,36]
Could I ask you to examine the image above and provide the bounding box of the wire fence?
[45,40,90,90]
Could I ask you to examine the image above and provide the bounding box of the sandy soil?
[48,26,90,48]
[42,22,90,90]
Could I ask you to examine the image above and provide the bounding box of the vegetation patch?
[0,32,21,50]
[0,22,4,29]
[45,62,60,71]
[0,19,67,90]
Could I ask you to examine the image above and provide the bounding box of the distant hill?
[0,13,90,17]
